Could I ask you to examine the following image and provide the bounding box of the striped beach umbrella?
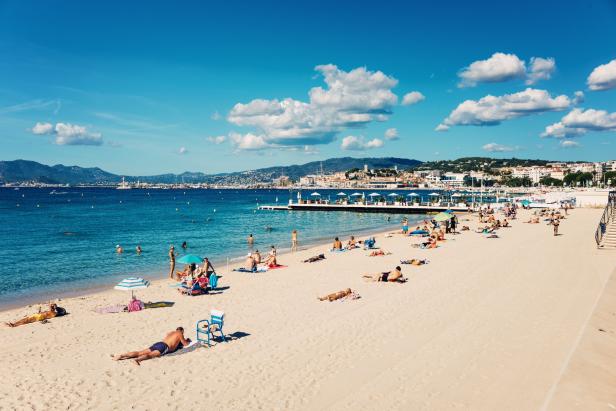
[114,277,150,297]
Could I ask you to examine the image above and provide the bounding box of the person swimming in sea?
[181,241,187,250]
[111,327,190,365]
[136,245,142,255]
[116,245,123,254]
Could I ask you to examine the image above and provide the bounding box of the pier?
[258,202,470,214]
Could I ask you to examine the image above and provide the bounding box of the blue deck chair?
[196,309,227,346]
[208,273,219,290]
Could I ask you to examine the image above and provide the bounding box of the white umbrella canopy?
[451,193,462,197]
[428,192,440,196]
[336,192,347,196]
[310,192,321,196]
[407,193,420,196]
[114,277,150,297]
[387,193,399,197]
[350,192,363,196]
[368,192,381,197]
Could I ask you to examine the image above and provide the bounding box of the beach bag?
[128,298,144,312]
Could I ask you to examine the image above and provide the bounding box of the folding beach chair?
[196,309,227,346]
[208,273,219,290]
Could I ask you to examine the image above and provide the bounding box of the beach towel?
[330,248,346,252]
[144,301,174,309]
[94,304,127,314]
[233,267,267,273]
[268,264,287,269]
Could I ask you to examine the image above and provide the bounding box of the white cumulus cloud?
[541,108,616,138]
[526,57,556,85]
[401,91,425,106]
[482,143,516,152]
[436,88,571,130]
[560,140,580,148]
[384,127,399,140]
[207,135,226,144]
[31,122,54,134]
[458,53,556,87]
[587,59,616,91]
[340,135,384,151]
[227,64,399,149]
[31,122,103,145]
[229,132,270,150]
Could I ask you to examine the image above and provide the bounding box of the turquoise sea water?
[0,188,432,307]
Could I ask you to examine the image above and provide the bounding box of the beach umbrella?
[387,193,399,197]
[406,192,419,196]
[433,212,454,222]
[114,277,150,298]
[368,192,381,197]
[336,192,347,196]
[310,192,321,196]
[350,192,363,196]
[428,192,440,196]
[451,193,462,197]
[177,254,203,264]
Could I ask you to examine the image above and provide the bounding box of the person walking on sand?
[552,218,560,236]
[112,327,190,365]
[291,230,298,252]
[168,245,176,279]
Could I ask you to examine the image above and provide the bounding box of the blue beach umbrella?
[177,254,204,264]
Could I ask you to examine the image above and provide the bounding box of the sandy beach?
[1,207,614,410]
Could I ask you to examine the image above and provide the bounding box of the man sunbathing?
[369,249,391,256]
[5,303,67,327]
[363,266,407,283]
[318,288,352,301]
[400,259,428,265]
[332,237,343,250]
[346,236,357,249]
[303,254,326,263]
[112,327,190,365]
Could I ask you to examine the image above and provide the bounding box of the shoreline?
[0,220,407,313]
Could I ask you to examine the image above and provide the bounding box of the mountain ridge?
[0,157,423,184]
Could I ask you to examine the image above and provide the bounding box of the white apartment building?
[441,172,467,187]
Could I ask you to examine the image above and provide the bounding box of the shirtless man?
[332,237,343,250]
[253,250,262,264]
[168,246,176,279]
[291,230,298,252]
[112,327,190,365]
[201,257,216,278]
[247,234,254,246]
[6,303,67,327]
[363,266,405,282]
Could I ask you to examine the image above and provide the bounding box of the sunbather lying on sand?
[369,249,391,256]
[112,327,190,365]
[5,303,67,327]
[525,217,540,224]
[400,259,428,265]
[461,226,470,231]
[363,266,407,283]
[303,254,326,263]
[318,288,352,301]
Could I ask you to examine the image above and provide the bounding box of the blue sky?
[1,0,615,175]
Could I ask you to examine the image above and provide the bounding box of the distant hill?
[0,160,120,184]
[0,157,423,184]
[415,157,567,174]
